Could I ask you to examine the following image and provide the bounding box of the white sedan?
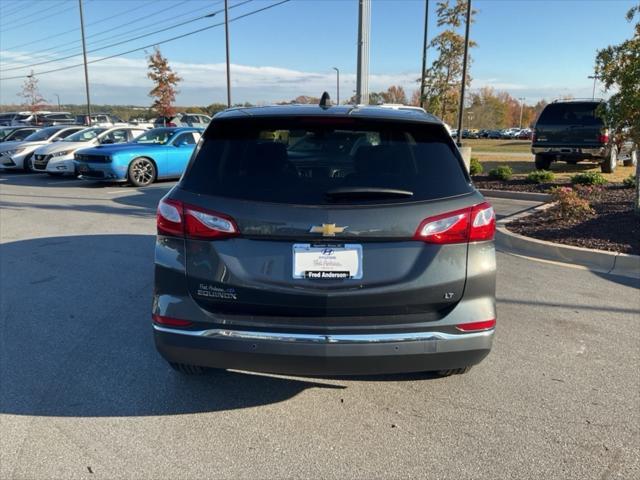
[32,126,148,176]
[0,125,85,172]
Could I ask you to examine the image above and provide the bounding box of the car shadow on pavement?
[0,234,343,418]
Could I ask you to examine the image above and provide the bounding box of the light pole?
[224,0,231,107]
[588,72,599,100]
[419,0,429,109]
[332,67,340,105]
[455,0,472,147]
[518,97,525,128]
[54,93,61,111]
[78,0,92,125]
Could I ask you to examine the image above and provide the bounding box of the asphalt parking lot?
[1,172,639,479]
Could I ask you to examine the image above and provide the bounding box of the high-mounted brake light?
[157,198,239,239]
[414,202,495,244]
[455,319,496,332]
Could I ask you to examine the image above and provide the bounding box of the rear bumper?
[154,325,494,376]
[531,145,607,159]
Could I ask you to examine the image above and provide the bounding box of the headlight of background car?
[4,148,26,156]
[52,150,73,157]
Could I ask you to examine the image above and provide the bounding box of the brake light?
[598,129,609,144]
[152,313,192,327]
[455,319,496,332]
[184,204,239,239]
[469,202,496,241]
[531,130,537,142]
[167,122,177,127]
[414,202,495,244]
[157,197,239,239]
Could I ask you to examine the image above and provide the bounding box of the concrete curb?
[479,189,552,203]
[496,204,640,280]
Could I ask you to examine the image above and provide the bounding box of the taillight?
[414,202,495,244]
[598,129,609,144]
[455,319,496,332]
[469,202,496,241]
[157,197,239,239]
[167,122,177,127]
[184,205,239,239]
[157,198,183,236]
[152,313,192,327]
[531,130,537,142]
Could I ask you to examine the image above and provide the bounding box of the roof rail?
[552,98,604,103]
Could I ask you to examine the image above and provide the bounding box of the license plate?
[293,243,362,279]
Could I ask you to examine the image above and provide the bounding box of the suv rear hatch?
[163,116,492,326]
[534,102,605,147]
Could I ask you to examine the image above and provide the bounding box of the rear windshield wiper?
[325,187,414,200]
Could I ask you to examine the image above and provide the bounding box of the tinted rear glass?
[537,102,603,125]
[181,117,471,205]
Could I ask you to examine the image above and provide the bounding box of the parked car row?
[448,128,533,140]
[0,111,212,129]
[0,125,203,186]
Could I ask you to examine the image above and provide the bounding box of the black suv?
[532,100,637,172]
[152,102,497,377]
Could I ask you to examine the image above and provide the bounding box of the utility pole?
[419,0,429,109]
[54,93,61,112]
[518,97,526,128]
[224,0,231,107]
[333,67,340,105]
[355,0,370,105]
[455,0,471,147]
[588,72,600,100]
[78,0,92,125]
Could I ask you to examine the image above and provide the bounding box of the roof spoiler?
[552,98,604,103]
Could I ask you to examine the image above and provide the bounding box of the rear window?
[181,117,471,205]
[537,102,603,125]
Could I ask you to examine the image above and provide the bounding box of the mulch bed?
[507,186,640,255]
[472,176,567,193]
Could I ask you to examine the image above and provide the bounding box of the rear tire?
[601,146,618,173]
[168,362,210,375]
[534,154,551,170]
[623,149,637,167]
[435,366,472,377]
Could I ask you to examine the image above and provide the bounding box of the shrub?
[488,165,513,181]
[570,171,607,186]
[469,157,483,176]
[526,169,555,184]
[551,187,594,219]
[622,174,636,188]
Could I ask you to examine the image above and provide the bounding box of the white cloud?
[0,50,601,106]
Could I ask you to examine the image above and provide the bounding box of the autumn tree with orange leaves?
[147,47,182,120]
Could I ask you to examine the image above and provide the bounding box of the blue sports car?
[74,127,203,186]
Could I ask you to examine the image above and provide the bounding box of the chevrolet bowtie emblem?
[309,224,347,237]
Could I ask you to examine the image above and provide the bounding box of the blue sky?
[0,0,636,107]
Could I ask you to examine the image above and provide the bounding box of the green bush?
[526,170,555,184]
[570,172,607,186]
[488,165,513,181]
[622,174,636,188]
[469,157,483,176]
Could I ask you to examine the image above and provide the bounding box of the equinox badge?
[309,224,347,237]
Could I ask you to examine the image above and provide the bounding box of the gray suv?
[153,103,496,377]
